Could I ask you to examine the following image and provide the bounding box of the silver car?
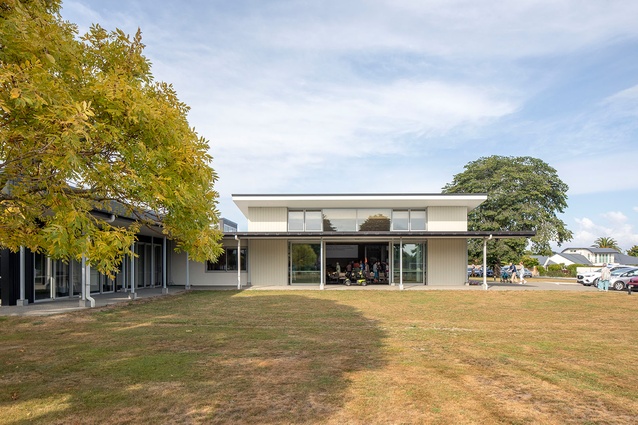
[609,268,638,291]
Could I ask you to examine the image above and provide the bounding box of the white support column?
[162,237,168,294]
[17,246,28,306]
[399,237,404,290]
[82,256,95,307]
[236,236,241,290]
[129,243,137,299]
[185,252,190,289]
[482,235,492,290]
[320,238,325,290]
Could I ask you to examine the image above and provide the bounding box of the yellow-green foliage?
[0,0,223,273]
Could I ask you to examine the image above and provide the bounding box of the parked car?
[467,266,493,278]
[478,267,494,278]
[609,268,638,291]
[628,276,638,292]
[577,265,634,286]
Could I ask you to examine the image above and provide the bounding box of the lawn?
[1,290,637,424]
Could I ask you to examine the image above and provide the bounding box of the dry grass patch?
[0,290,637,424]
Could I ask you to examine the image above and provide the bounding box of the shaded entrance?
[325,242,391,285]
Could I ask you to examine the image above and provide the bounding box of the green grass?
[1,290,637,424]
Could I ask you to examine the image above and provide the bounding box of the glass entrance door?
[290,243,321,284]
[54,261,70,298]
[393,243,426,284]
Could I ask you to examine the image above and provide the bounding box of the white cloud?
[568,213,638,252]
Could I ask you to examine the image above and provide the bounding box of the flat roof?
[232,193,488,217]
[223,230,535,240]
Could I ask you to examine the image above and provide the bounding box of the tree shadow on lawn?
[1,291,387,424]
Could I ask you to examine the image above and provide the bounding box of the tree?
[628,245,638,258]
[292,244,317,270]
[442,156,572,263]
[359,214,391,231]
[591,237,621,252]
[0,0,222,274]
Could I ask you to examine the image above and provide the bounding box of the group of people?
[334,259,388,282]
[471,261,528,284]
[506,261,528,284]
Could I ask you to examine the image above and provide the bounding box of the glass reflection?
[290,243,320,283]
[358,209,391,231]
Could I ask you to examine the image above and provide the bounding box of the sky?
[60,0,638,252]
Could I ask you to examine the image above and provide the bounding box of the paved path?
[2,279,613,317]
[0,287,185,317]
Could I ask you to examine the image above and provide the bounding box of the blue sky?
[60,0,638,252]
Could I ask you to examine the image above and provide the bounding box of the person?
[599,263,611,292]
[335,262,341,274]
[373,261,379,280]
[518,261,527,284]
[471,263,476,277]
[346,262,352,273]
[532,266,539,277]
[509,262,517,283]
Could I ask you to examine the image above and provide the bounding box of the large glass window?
[323,209,357,232]
[206,248,247,271]
[34,254,51,301]
[305,211,323,231]
[410,210,426,231]
[392,210,426,231]
[55,261,70,298]
[392,210,409,231]
[393,243,425,283]
[288,211,304,231]
[290,243,320,283]
[288,208,426,232]
[358,209,391,231]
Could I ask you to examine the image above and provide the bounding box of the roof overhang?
[232,193,488,217]
[223,230,535,241]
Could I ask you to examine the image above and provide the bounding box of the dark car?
[628,276,638,292]
[478,267,494,278]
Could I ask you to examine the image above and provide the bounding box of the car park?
[577,265,634,286]
[609,268,638,291]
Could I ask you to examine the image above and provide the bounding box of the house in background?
[173,193,535,289]
[532,247,638,268]
[560,247,638,266]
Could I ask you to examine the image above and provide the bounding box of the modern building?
[0,207,171,307]
[173,193,535,289]
[2,192,537,309]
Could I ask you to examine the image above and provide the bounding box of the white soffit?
[232,194,487,217]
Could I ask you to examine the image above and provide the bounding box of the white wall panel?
[427,207,468,231]
[249,239,288,286]
[247,207,287,232]
[427,239,467,286]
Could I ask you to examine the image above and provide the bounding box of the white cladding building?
[172,193,535,288]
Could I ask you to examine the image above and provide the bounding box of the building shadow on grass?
[1,291,387,424]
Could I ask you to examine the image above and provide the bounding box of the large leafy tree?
[442,156,572,263]
[591,237,621,252]
[0,0,222,274]
[628,245,638,258]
